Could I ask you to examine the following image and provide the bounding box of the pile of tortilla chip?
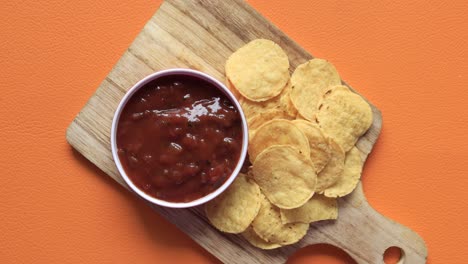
[205,39,373,249]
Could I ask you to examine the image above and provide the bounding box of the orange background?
[1,0,467,263]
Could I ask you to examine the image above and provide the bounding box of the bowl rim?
[110,68,249,208]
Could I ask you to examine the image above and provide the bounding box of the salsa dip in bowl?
[111,69,248,208]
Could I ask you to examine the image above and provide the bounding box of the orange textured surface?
[1,0,467,263]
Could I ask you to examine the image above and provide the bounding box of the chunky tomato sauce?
[116,75,243,202]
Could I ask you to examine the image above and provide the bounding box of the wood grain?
[66,0,427,263]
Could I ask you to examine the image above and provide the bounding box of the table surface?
[1,0,467,263]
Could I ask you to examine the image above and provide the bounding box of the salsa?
[116,75,243,203]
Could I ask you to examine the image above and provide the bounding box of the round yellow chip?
[249,119,310,163]
[252,145,317,209]
[226,39,290,101]
[316,139,345,193]
[323,84,350,94]
[240,96,281,121]
[324,147,364,198]
[295,112,308,120]
[280,194,338,224]
[292,120,331,173]
[225,78,242,100]
[251,193,309,245]
[278,81,298,117]
[241,226,282,250]
[316,85,373,152]
[240,81,295,120]
[290,59,341,121]
[205,173,261,234]
[247,109,293,140]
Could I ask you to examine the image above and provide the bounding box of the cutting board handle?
[302,182,428,263]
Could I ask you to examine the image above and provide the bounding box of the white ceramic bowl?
[111,69,248,208]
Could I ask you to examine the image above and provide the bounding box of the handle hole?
[384,246,405,264]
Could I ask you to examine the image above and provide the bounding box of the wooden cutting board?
[66,0,427,263]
